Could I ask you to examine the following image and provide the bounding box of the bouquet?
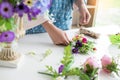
[71,34,96,54]
[0,0,51,61]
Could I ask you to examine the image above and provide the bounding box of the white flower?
[56,76,65,80]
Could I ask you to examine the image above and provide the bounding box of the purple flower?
[58,65,64,73]
[30,7,41,17]
[34,0,52,14]
[27,6,41,20]
[0,2,14,18]
[75,40,82,47]
[72,48,78,54]
[14,3,30,17]
[0,31,15,43]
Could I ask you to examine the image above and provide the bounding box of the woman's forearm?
[42,20,57,33]
[74,0,86,9]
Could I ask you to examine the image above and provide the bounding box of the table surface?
[0,25,120,80]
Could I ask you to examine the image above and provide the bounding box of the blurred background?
[96,0,120,26]
[72,0,120,28]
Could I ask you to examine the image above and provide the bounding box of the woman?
[25,0,91,45]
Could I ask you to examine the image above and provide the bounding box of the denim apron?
[26,0,74,34]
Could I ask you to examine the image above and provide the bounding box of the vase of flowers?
[0,0,51,67]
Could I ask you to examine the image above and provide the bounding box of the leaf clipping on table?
[109,35,120,44]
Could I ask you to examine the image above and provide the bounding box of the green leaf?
[44,49,52,57]
[61,45,74,71]
[45,66,59,77]
[5,21,13,30]
[91,68,98,77]
[109,35,120,44]
[0,19,5,26]
[66,68,81,76]
[79,70,90,80]
[106,59,119,75]
[38,72,54,77]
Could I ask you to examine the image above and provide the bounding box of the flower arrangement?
[39,45,100,80]
[0,0,51,61]
[0,0,51,44]
[71,34,96,54]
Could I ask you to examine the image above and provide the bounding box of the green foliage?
[106,60,119,75]
[85,64,98,78]
[46,66,59,77]
[79,41,94,54]
[61,45,74,73]
[109,35,120,44]
[0,17,16,31]
[38,66,59,78]
[8,0,21,6]
[79,70,90,80]
[38,46,98,79]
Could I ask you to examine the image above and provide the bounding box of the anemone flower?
[24,0,33,6]
[82,38,87,43]
[27,7,41,20]
[0,2,13,18]
[75,40,82,47]
[14,2,30,17]
[72,48,78,54]
[0,31,15,43]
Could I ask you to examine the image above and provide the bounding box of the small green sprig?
[85,64,99,78]
[106,60,120,75]
[61,45,74,73]
[65,67,90,80]
[78,41,94,54]
[39,66,59,78]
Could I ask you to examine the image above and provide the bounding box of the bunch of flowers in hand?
[101,55,120,75]
[39,45,100,80]
[0,0,51,46]
[72,34,96,54]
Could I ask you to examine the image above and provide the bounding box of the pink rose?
[82,38,87,43]
[101,55,112,73]
[84,57,100,71]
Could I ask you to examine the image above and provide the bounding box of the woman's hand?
[74,0,91,25]
[79,4,91,25]
[42,21,70,45]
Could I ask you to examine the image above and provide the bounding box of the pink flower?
[84,57,100,71]
[82,38,87,43]
[101,55,112,73]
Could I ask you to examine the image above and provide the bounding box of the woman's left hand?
[79,4,91,25]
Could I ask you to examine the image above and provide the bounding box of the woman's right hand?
[42,21,71,45]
